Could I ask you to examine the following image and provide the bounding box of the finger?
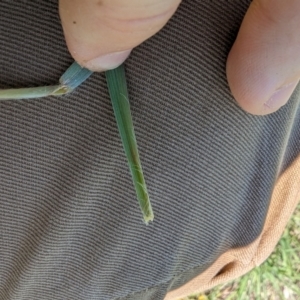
[59,0,181,71]
[226,0,300,115]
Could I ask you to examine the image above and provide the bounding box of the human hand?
[59,0,300,116]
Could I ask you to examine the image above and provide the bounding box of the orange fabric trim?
[165,154,300,300]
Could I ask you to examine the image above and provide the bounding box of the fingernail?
[84,50,132,72]
[264,81,298,112]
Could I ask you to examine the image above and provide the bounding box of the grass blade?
[105,65,154,224]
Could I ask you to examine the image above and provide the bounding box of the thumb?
[59,0,181,71]
[226,0,300,115]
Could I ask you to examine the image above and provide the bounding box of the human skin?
[59,0,300,116]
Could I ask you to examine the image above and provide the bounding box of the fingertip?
[227,48,298,116]
[59,0,181,71]
[226,0,300,116]
[82,50,132,72]
[226,44,269,115]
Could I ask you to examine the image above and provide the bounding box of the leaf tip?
[143,213,154,225]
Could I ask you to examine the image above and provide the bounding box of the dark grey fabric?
[0,1,299,299]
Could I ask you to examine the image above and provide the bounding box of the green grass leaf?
[105,65,154,224]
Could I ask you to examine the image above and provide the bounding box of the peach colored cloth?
[165,154,300,300]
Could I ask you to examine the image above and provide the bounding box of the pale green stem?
[0,85,68,100]
[0,62,92,100]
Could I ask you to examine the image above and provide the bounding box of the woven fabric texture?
[0,1,299,300]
